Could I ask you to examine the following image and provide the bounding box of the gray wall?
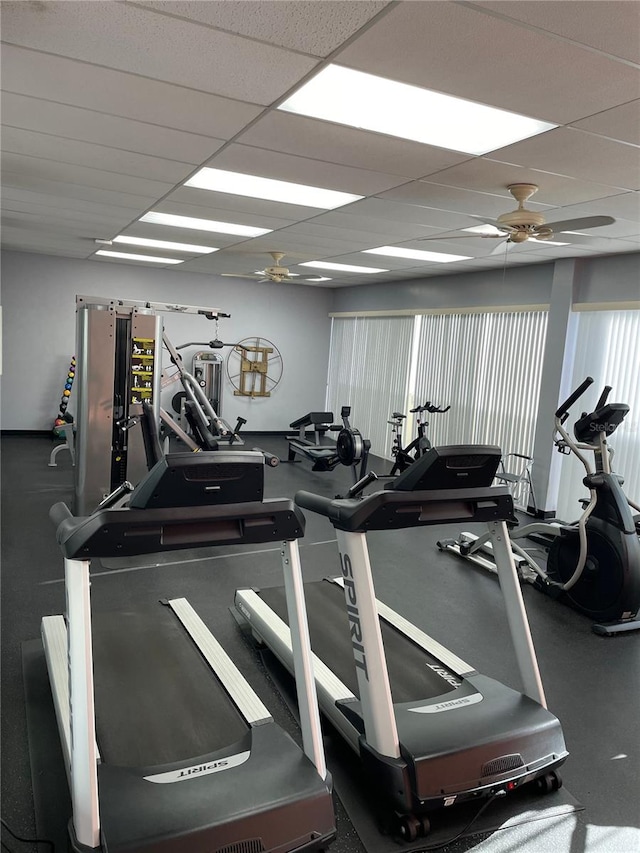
[330,253,640,314]
[330,263,556,314]
[0,251,332,431]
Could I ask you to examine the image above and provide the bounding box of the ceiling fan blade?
[419,232,507,241]
[542,215,616,234]
[466,214,516,231]
[488,239,513,256]
[220,273,261,279]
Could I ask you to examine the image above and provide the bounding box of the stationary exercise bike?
[439,378,640,635]
[388,401,450,476]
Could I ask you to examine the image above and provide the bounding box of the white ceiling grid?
[0,0,638,287]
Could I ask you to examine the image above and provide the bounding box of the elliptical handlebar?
[555,376,594,419]
[595,385,612,410]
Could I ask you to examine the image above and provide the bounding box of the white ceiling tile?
[334,2,640,124]
[1,171,161,211]
[376,182,550,218]
[307,210,445,240]
[1,2,318,103]
[207,144,410,196]
[344,198,483,230]
[235,111,470,179]
[0,45,262,138]
[1,153,175,198]
[282,221,403,251]
[476,1,640,64]
[491,128,640,190]
[1,127,196,183]
[0,226,94,257]
[423,158,627,207]
[2,209,115,241]
[1,199,130,230]
[1,93,226,163]
[0,187,143,221]
[570,100,640,147]
[551,193,640,223]
[132,1,390,56]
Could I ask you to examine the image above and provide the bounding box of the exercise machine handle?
[251,447,280,467]
[595,385,612,410]
[556,376,594,419]
[295,490,334,519]
[345,471,378,498]
[50,501,74,528]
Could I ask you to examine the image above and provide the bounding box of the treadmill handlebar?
[50,501,73,529]
[51,499,305,560]
[295,486,516,532]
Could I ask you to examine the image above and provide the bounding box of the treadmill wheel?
[398,813,421,842]
[535,770,562,794]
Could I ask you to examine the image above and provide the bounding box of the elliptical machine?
[439,378,640,636]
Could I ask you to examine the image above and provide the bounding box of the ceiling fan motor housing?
[264,265,289,278]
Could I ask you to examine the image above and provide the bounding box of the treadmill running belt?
[92,606,248,767]
[259,580,456,703]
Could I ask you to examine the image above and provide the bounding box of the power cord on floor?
[412,789,506,851]
[0,818,55,852]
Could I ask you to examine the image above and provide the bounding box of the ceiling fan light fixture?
[185,167,362,210]
[279,65,557,155]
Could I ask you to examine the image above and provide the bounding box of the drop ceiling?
[1,0,639,287]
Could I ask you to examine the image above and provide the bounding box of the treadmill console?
[390,445,501,492]
[129,451,265,508]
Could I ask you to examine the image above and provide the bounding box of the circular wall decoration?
[226,337,283,398]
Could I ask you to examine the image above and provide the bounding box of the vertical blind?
[556,310,640,521]
[412,311,549,460]
[327,311,548,478]
[326,316,414,458]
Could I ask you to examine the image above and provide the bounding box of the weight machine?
[73,296,241,514]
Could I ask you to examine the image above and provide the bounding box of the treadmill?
[41,451,336,853]
[235,446,568,841]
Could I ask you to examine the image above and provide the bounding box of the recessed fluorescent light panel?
[113,235,218,254]
[139,211,271,237]
[305,276,332,282]
[279,65,557,155]
[96,250,183,264]
[299,261,388,274]
[185,167,362,210]
[363,246,471,263]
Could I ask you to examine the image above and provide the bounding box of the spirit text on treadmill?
[144,750,251,783]
[340,552,369,681]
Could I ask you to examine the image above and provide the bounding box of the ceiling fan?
[221,251,295,283]
[421,184,616,252]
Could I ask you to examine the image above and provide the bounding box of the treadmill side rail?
[168,598,272,725]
